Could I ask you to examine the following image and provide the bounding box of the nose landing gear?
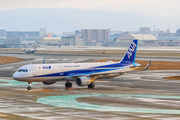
[27,82,32,90]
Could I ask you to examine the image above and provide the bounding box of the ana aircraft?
[13,39,151,90]
[21,45,36,54]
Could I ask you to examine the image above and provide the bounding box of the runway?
[0,52,180,119]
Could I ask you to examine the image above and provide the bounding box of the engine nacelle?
[42,80,57,85]
[76,77,91,86]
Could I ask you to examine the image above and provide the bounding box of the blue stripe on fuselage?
[95,62,131,68]
[29,62,132,78]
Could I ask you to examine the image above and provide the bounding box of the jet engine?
[76,77,91,86]
[42,80,57,85]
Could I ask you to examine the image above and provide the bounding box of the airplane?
[13,39,151,90]
[21,45,37,54]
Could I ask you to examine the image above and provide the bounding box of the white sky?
[0,0,180,17]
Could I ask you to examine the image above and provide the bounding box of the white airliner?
[13,39,151,90]
[21,45,37,54]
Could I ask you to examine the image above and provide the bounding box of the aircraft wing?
[71,60,152,78]
[70,71,125,79]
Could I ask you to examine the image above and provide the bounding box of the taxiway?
[0,52,180,120]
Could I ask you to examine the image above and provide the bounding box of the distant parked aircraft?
[21,45,36,54]
[13,39,151,90]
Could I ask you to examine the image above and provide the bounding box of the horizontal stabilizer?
[143,60,151,71]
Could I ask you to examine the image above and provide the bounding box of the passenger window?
[23,70,25,72]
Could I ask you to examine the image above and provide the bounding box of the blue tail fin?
[120,39,138,64]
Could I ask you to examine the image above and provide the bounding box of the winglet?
[42,58,45,64]
[144,60,151,71]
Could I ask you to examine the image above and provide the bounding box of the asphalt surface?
[0,52,180,120]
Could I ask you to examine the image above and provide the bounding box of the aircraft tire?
[68,82,72,87]
[91,83,95,88]
[88,83,95,88]
[65,82,72,88]
[27,86,32,90]
[65,82,68,87]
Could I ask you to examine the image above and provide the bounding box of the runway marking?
[15,89,59,92]
[1,67,12,69]
[37,94,180,114]
[0,79,37,86]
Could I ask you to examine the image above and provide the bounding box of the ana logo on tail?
[127,42,136,59]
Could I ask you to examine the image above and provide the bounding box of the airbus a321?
[13,39,151,90]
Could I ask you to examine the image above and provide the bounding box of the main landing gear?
[65,81,72,88]
[27,82,32,90]
[88,82,95,89]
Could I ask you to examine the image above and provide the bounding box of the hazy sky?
[0,0,180,17]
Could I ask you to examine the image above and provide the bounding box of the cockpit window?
[18,69,28,72]
[18,69,22,72]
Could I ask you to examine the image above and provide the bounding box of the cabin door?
[31,66,37,76]
[59,65,64,75]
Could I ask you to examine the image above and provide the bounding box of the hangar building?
[115,34,158,46]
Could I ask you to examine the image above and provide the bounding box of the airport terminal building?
[81,29,109,46]
[6,31,40,40]
[38,35,83,47]
[61,35,83,46]
[37,37,62,46]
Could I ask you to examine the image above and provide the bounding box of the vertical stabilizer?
[120,39,138,64]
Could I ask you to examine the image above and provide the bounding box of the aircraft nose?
[12,72,20,80]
